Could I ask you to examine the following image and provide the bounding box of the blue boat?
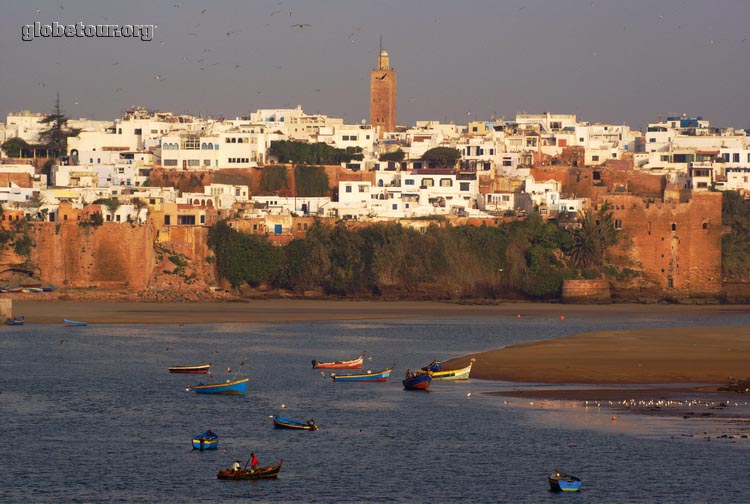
[5,316,24,326]
[192,430,219,450]
[548,470,582,492]
[403,370,432,390]
[272,415,318,430]
[331,367,392,382]
[194,378,249,395]
[64,319,87,327]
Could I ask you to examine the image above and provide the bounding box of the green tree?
[258,165,289,193]
[568,203,618,272]
[1,137,31,158]
[379,149,405,162]
[722,191,750,279]
[38,93,81,155]
[207,220,281,288]
[422,147,461,168]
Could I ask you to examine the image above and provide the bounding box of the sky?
[1,0,749,131]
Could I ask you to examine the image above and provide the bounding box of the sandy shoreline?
[11,299,750,393]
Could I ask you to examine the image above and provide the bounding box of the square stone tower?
[370,48,396,138]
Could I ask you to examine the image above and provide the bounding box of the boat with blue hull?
[272,415,318,430]
[331,367,392,382]
[403,370,432,390]
[64,319,87,327]
[548,471,582,492]
[194,378,249,395]
[5,316,24,326]
[192,430,218,450]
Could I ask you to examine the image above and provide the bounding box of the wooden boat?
[431,362,472,381]
[168,364,211,374]
[217,459,283,480]
[403,370,432,390]
[64,319,87,327]
[331,367,392,382]
[192,430,218,450]
[548,470,582,492]
[312,352,364,369]
[272,415,318,430]
[194,378,249,395]
[5,316,24,326]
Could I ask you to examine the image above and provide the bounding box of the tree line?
[207,207,619,299]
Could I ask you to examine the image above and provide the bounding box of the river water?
[3,309,750,503]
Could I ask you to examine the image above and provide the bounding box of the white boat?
[431,362,472,381]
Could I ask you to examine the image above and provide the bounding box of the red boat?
[312,353,364,369]
[168,364,211,374]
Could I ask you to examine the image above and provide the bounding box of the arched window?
[201,143,207,150]
[671,223,677,231]
[207,143,213,150]
[378,179,384,187]
[231,138,237,143]
[614,219,622,230]
[702,221,709,230]
[193,199,200,205]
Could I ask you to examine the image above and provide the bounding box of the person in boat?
[205,429,214,438]
[307,418,316,428]
[405,368,411,379]
[232,460,241,473]
[250,452,258,471]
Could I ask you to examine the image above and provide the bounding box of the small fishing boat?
[194,378,249,395]
[217,459,283,480]
[168,364,211,374]
[64,319,87,327]
[312,352,365,369]
[272,415,318,430]
[5,316,24,326]
[403,370,432,390]
[331,367,392,382]
[429,362,473,381]
[192,430,218,450]
[548,470,582,492]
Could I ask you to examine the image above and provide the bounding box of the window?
[345,185,352,193]
[204,160,211,166]
[440,178,452,187]
[392,204,397,210]
[404,179,415,186]
[188,159,200,167]
[614,219,622,230]
[671,223,677,231]
[460,182,470,191]
[734,153,740,163]
[649,138,656,143]
[163,159,177,166]
[134,128,142,135]
[592,155,600,161]
[702,222,709,230]
[358,185,367,193]
[200,215,205,224]
[421,178,434,188]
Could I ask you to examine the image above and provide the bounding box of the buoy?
[467,392,471,397]
[560,315,565,320]
[281,404,287,409]
[611,415,617,421]
[227,366,232,372]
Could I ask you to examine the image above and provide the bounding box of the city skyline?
[1,0,749,130]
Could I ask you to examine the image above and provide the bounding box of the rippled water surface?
[3,310,750,503]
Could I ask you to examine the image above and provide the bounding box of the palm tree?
[568,202,618,272]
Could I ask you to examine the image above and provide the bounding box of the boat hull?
[312,354,364,369]
[548,474,581,492]
[217,460,283,480]
[169,364,211,374]
[192,437,219,450]
[5,318,24,326]
[331,367,392,382]
[63,319,87,327]
[272,415,318,430]
[194,378,249,395]
[432,363,472,381]
[403,372,432,390]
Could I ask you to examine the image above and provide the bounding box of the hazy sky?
[1,0,749,131]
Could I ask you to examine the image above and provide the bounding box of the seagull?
[291,23,311,28]
[201,8,207,14]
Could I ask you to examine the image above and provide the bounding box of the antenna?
[379,35,382,54]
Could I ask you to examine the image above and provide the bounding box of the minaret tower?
[370,37,397,138]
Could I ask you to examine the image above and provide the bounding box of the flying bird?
[201,8,207,14]
[291,23,311,28]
